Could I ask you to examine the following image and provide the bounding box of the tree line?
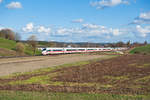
[106,41,148,48]
[0,29,20,42]
[0,29,37,56]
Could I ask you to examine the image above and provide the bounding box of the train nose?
[42,51,47,55]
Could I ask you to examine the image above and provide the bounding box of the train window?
[66,49,77,51]
[42,48,46,51]
[88,49,94,50]
[53,49,63,51]
[47,50,51,52]
[72,49,77,51]
[78,49,85,51]
[66,49,72,51]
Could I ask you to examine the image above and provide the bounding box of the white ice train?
[41,47,127,55]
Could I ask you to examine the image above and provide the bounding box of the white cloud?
[21,22,150,42]
[90,0,129,9]
[112,29,121,36]
[6,2,22,9]
[55,23,123,37]
[72,19,84,23]
[136,25,150,37]
[132,12,150,24]
[37,26,51,35]
[56,28,81,36]
[56,28,77,36]
[82,24,105,29]
[82,24,122,36]
[57,24,150,39]
[139,12,150,20]
[56,28,68,34]
[22,23,34,32]
[0,0,3,3]
[22,23,52,36]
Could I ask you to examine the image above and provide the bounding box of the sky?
[0,0,150,43]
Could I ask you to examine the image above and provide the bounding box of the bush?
[16,42,25,55]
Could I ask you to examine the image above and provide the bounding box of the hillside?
[0,38,16,50]
[0,38,41,57]
[130,44,150,54]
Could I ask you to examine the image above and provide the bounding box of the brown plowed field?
[51,54,150,94]
[0,54,150,95]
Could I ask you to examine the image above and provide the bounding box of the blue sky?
[0,0,150,43]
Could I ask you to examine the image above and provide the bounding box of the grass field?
[0,38,16,50]
[0,38,41,56]
[130,45,150,54]
[0,91,149,100]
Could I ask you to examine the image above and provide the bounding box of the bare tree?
[0,30,6,38]
[28,35,38,56]
[126,41,131,48]
[144,41,147,45]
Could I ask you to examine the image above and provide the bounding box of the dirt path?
[0,54,105,76]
